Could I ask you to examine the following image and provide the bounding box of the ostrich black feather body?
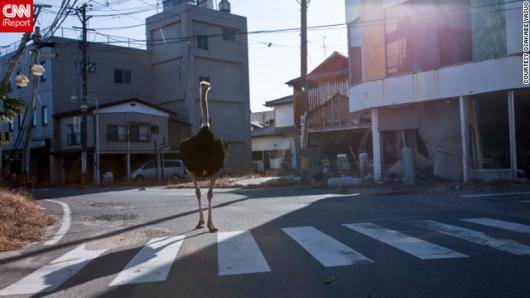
[180,126,227,178]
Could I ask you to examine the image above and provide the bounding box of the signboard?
[0,0,33,33]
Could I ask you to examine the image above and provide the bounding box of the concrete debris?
[414,152,433,173]
[389,161,404,177]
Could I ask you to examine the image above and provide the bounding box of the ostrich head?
[200,81,211,128]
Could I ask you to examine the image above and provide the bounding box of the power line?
[1,0,521,54]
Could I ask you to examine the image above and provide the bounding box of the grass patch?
[0,188,56,251]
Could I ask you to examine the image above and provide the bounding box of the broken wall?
[379,100,463,180]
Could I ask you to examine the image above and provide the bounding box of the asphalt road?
[1,186,530,298]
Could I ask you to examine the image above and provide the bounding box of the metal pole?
[155,139,161,181]
[127,124,131,181]
[300,0,308,182]
[22,30,41,185]
[95,99,100,184]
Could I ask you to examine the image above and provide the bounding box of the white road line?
[44,199,71,246]
[0,245,106,296]
[282,226,372,267]
[110,235,185,286]
[343,223,467,260]
[414,220,530,255]
[461,218,530,234]
[217,231,271,276]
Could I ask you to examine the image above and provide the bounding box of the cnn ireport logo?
[0,0,33,33]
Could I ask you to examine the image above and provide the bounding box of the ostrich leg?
[192,175,205,229]
[206,175,218,233]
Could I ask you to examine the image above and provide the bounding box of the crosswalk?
[1,217,530,296]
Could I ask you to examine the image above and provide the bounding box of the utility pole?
[6,4,49,185]
[300,0,309,183]
[20,22,55,186]
[75,3,92,185]
[21,34,40,185]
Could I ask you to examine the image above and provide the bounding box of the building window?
[67,125,81,146]
[32,107,37,127]
[42,105,48,126]
[439,0,472,66]
[107,125,127,141]
[8,121,13,132]
[123,69,131,84]
[40,61,46,82]
[129,124,150,142]
[222,28,236,42]
[114,69,132,84]
[197,35,208,50]
[471,0,506,61]
[348,24,363,85]
[150,125,159,134]
[384,5,411,75]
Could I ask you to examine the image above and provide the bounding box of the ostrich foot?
[207,223,218,233]
[195,220,205,230]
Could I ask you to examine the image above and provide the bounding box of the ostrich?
[180,81,227,233]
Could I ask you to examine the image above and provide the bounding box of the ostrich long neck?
[200,84,210,128]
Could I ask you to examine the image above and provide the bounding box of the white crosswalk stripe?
[0,245,107,296]
[217,231,271,276]
[110,235,185,286]
[282,226,372,267]
[461,218,530,234]
[3,217,530,292]
[343,223,468,260]
[414,220,530,255]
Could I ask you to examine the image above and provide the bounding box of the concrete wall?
[350,55,524,113]
[50,37,154,114]
[274,104,294,128]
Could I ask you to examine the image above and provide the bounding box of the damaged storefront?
[375,89,530,182]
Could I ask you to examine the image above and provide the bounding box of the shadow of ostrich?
[179,81,227,233]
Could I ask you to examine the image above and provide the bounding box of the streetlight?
[70,95,100,184]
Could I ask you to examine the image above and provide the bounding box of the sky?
[0,0,348,112]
